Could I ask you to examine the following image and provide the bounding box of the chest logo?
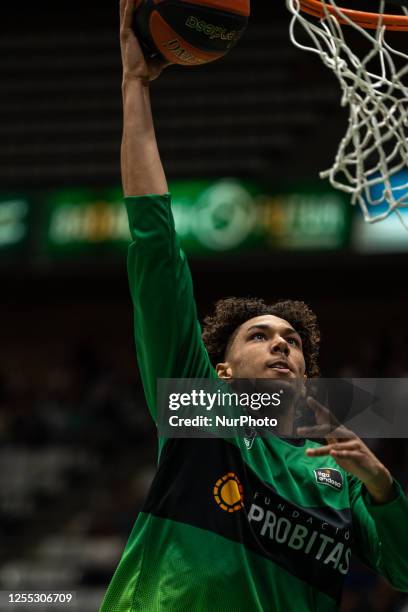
[314,468,344,491]
[213,472,244,512]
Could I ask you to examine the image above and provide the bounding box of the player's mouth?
[266,360,292,374]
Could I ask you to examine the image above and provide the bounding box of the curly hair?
[202,297,320,377]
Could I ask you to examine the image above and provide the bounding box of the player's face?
[216,314,306,380]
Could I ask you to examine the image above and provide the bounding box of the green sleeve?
[125,194,215,420]
[349,475,408,591]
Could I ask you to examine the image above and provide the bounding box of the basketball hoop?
[286,0,408,226]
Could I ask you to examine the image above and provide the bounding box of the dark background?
[0,2,407,611]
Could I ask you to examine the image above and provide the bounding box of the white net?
[286,0,408,226]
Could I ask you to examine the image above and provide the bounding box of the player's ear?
[216,362,233,380]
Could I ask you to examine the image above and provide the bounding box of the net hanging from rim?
[286,0,408,226]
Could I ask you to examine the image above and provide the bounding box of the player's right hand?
[120,0,168,83]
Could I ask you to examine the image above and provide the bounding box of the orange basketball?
[132,0,250,66]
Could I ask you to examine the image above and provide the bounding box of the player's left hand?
[297,397,395,504]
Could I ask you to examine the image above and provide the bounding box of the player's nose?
[270,336,289,355]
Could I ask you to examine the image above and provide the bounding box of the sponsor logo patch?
[314,468,344,491]
[213,472,244,512]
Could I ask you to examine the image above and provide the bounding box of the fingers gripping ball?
[132,0,250,66]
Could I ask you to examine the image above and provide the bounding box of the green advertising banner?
[0,179,352,263]
[170,179,350,253]
[42,188,128,257]
[0,196,31,255]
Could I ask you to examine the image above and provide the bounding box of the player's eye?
[287,337,300,346]
[250,332,266,341]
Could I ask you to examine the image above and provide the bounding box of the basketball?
[132,0,250,66]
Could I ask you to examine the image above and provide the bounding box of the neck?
[275,402,297,436]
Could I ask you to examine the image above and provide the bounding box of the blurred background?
[1,1,408,610]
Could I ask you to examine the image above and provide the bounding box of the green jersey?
[100,194,408,612]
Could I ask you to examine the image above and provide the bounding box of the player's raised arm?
[120,0,168,196]
[119,0,214,421]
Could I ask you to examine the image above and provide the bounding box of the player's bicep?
[349,487,381,570]
[349,476,408,590]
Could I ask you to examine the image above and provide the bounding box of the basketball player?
[100,2,408,610]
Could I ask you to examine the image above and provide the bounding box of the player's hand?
[120,0,169,83]
[297,397,395,504]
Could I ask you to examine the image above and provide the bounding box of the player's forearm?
[364,466,394,504]
[121,78,168,197]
